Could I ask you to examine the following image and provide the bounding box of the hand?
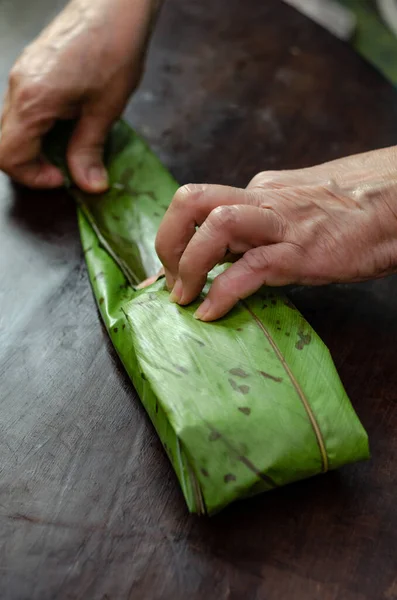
[155,146,397,321]
[0,0,160,191]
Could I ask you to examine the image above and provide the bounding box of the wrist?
[67,0,162,50]
[100,0,162,55]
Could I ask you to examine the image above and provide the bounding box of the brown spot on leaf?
[228,379,250,394]
[224,474,236,483]
[285,332,290,337]
[183,333,205,346]
[259,371,282,383]
[284,298,296,310]
[99,297,104,305]
[238,406,251,416]
[262,303,268,309]
[113,327,118,333]
[122,324,126,330]
[237,456,276,487]
[237,327,243,332]
[229,379,250,394]
[229,368,249,378]
[229,378,239,392]
[295,331,312,350]
[153,212,160,217]
[276,320,280,325]
[112,213,121,221]
[142,190,158,202]
[209,431,221,442]
[119,167,135,187]
[201,468,209,477]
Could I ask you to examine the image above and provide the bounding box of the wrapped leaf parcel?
[46,121,370,515]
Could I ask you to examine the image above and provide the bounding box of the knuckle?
[8,66,21,88]
[14,81,48,119]
[208,205,237,229]
[15,82,35,105]
[172,183,208,209]
[247,173,263,188]
[248,170,283,189]
[243,248,271,273]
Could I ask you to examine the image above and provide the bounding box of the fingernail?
[194,298,211,321]
[169,279,183,304]
[88,166,108,191]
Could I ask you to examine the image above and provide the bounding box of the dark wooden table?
[1,1,397,599]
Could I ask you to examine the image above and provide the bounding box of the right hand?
[0,0,158,192]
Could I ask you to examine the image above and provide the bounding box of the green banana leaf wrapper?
[45,120,370,515]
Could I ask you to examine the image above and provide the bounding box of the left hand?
[155,146,397,321]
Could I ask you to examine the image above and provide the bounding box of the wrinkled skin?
[2,0,397,320]
[0,0,160,191]
[155,146,397,321]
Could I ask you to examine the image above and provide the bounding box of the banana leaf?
[44,120,370,515]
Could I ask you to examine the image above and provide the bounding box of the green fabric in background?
[338,0,397,84]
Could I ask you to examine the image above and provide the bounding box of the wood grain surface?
[1,1,397,599]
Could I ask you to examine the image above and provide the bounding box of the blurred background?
[284,0,397,84]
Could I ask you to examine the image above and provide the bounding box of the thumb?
[194,243,302,321]
[67,114,111,193]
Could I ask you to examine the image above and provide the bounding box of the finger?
[0,114,64,188]
[172,204,285,305]
[136,267,165,289]
[67,112,112,193]
[155,183,258,284]
[193,243,302,321]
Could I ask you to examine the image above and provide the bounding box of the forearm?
[100,0,163,50]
